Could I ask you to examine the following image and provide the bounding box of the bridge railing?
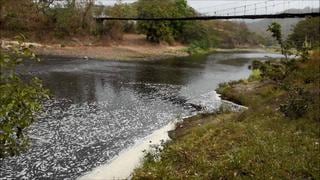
[93,12,320,21]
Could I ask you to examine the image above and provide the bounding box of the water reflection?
[21,52,285,104]
[1,52,285,179]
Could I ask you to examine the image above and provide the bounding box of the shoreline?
[1,39,273,62]
[78,122,176,180]
[34,47,274,62]
[132,52,320,179]
[34,45,189,61]
[77,91,248,179]
[1,38,189,61]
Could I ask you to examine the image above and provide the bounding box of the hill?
[247,8,319,45]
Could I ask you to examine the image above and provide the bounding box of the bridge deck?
[94,12,320,21]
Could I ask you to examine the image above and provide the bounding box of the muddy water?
[0,52,284,179]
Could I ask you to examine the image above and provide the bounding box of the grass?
[132,51,320,179]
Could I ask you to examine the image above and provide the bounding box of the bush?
[280,88,311,119]
[257,61,286,82]
[0,37,49,157]
[186,41,209,55]
[248,69,262,81]
[251,60,264,70]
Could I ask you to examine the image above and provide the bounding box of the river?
[0,51,284,179]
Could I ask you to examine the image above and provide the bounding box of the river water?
[0,52,284,179]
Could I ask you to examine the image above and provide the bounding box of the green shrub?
[0,37,49,157]
[251,60,264,70]
[255,61,286,82]
[248,69,262,82]
[280,88,311,119]
[186,41,208,55]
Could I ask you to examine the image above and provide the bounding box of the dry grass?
[132,52,320,179]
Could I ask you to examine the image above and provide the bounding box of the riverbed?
[0,52,284,179]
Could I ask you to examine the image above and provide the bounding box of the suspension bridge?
[94,0,320,21]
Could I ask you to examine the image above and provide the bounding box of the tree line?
[0,0,264,48]
[0,0,319,50]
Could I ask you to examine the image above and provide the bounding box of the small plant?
[248,69,262,82]
[299,38,312,61]
[186,42,207,55]
[216,82,230,94]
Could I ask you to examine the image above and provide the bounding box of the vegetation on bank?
[132,22,320,178]
[1,1,319,161]
[289,17,320,50]
[0,37,49,157]
[0,0,96,39]
[1,0,265,52]
[267,17,320,60]
[132,49,320,180]
[1,1,319,56]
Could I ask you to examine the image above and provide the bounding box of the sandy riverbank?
[1,34,273,61]
[1,34,189,61]
[35,45,188,61]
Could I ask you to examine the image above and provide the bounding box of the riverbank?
[78,122,176,180]
[1,34,271,61]
[35,45,188,61]
[132,52,320,179]
[1,34,188,61]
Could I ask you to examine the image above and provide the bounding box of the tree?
[136,0,173,43]
[99,1,137,40]
[289,17,320,50]
[136,0,194,44]
[267,22,291,59]
[170,0,196,41]
[0,0,43,32]
[81,0,95,29]
[0,37,49,157]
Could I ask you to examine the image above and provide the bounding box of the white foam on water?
[186,91,222,112]
[78,122,176,180]
[78,91,224,180]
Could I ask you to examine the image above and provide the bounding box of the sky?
[95,0,320,16]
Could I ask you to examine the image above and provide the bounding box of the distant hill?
[247,18,300,37]
[246,8,319,45]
